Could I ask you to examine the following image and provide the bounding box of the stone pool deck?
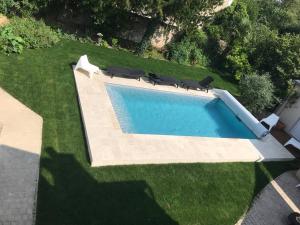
[73,69,294,167]
[0,88,43,225]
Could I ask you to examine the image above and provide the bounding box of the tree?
[208,0,251,46]
[254,0,300,34]
[57,0,222,55]
[203,0,252,70]
[204,0,299,99]
[281,0,300,33]
[0,0,37,16]
[239,73,275,115]
[255,0,289,31]
[225,43,251,81]
[248,25,300,97]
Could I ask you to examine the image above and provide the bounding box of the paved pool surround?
[73,68,294,167]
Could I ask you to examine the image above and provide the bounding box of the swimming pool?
[106,84,256,139]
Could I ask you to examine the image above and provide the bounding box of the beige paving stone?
[0,88,43,225]
[73,69,294,167]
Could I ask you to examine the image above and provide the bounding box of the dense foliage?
[0,0,37,16]
[248,27,300,96]
[29,0,223,54]
[239,73,275,115]
[0,17,60,54]
[10,17,60,48]
[202,0,300,99]
[0,26,25,54]
[167,34,209,66]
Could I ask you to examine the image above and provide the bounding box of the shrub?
[0,26,25,54]
[144,48,165,60]
[225,44,251,80]
[239,73,275,115]
[167,38,191,64]
[0,0,12,15]
[188,29,208,49]
[0,17,60,55]
[248,27,300,97]
[167,37,210,66]
[111,38,119,48]
[0,0,36,17]
[190,48,210,66]
[9,17,60,49]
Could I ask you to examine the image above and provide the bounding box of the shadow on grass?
[255,160,299,195]
[251,160,300,206]
[36,147,179,225]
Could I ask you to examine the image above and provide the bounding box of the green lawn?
[0,40,298,225]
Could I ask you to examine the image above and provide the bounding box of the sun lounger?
[260,113,279,131]
[74,55,100,78]
[284,137,300,150]
[181,76,214,92]
[148,73,180,87]
[106,66,145,80]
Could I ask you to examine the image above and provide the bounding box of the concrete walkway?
[0,88,43,225]
[240,171,300,225]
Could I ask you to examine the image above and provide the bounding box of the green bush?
[0,26,25,54]
[167,38,191,64]
[188,30,208,49]
[167,37,210,66]
[248,27,300,97]
[239,73,275,115]
[225,44,251,80]
[0,0,36,16]
[111,38,119,48]
[0,0,13,15]
[190,48,210,66]
[9,17,60,49]
[0,17,60,55]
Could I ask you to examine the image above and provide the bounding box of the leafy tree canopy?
[204,0,300,99]
[239,73,275,115]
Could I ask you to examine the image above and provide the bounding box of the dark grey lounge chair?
[181,76,214,92]
[106,66,145,80]
[148,73,180,88]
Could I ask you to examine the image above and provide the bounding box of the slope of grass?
[0,40,297,225]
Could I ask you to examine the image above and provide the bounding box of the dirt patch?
[0,15,9,27]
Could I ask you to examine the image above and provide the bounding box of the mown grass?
[0,40,297,225]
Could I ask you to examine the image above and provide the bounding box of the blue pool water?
[106,84,256,139]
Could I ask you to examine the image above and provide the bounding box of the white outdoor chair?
[260,113,279,131]
[284,138,300,150]
[74,55,100,78]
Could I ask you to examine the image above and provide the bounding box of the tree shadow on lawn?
[250,160,300,207]
[235,160,300,224]
[36,148,299,225]
[36,147,179,225]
